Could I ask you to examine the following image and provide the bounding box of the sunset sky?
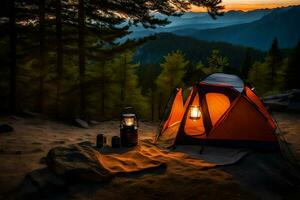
[191,0,300,11]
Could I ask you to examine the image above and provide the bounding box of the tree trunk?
[38,0,46,113]
[78,0,86,119]
[55,0,63,118]
[9,0,17,114]
[170,75,174,96]
[100,62,105,119]
[271,65,275,86]
[158,92,163,120]
[151,89,154,121]
[120,53,127,107]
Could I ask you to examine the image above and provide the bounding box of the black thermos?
[96,134,104,148]
[111,136,121,148]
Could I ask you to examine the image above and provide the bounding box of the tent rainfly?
[156,73,278,150]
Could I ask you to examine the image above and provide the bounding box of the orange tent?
[157,73,278,150]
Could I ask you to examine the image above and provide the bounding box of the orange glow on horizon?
[191,3,300,12]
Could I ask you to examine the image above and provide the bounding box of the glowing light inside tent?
[189,105,201,120]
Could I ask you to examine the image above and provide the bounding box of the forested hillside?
[0,0,225,121]
[134,33,264,69]
[0,0,299,122]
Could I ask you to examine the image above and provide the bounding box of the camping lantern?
[189,105,201,120]
[120,107,138,147]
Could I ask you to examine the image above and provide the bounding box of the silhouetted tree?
[111,52,149,118]
[207,49,229,70]
[38,0,46,113]
[248,39,286,94]
[145,64,159,120]
[9,0,17,113]
[197,49,229,76]
[183,62,206,86]
[75,0,224,119]
[54,0,63,118]
[268,37,282,86]
[156,50,188,118]
[241,48,252,80]
[248,61,270,95]
[0,0,225,119]
[78,0,86,118]
[285,40,300,89]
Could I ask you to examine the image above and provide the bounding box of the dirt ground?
[273,112,300,161]
[0,112,299,199]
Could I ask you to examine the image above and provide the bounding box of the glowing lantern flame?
[189,105,201,120]
[124,117,134,126]
[123,114,135,127]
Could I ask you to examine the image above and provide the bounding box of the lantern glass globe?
[189,105,201,120]
[122,113,136,127]
[124,117,134,126]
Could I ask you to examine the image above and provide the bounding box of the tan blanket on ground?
[46,140,216,182]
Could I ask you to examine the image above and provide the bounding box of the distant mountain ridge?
[126,8,272,40]
[173,6,300,50]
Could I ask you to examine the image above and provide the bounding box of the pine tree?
[207,49,229,70]
[156,50,188,118]
[157,50,188,93]
[285,41,300,89]
[55,0,63,118]
[241,48,252,80]
[247,62,270,95]
[199,49,228,76]
[75,0,224,119]
[8,0,17,113]
[86,61,116,120]
[78,0,86,119]
[144,64,159,121]
[183,61,206,86]
[0,0,224,119]
[267,37,282,87]
[247,39,286,95]
[110,51,149,118]
[38,0,46,113]
[248,38,284,93]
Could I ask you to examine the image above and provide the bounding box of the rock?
[40,157,46,164]
[22,110,40,117]
[46,143,112,182]
[74,118,89,129]
[0,124,14,133]
[52,140,66,145]
[10,115,23,120]
[17,168,66,199]
[264,99,288,110]
[78,141,93,146]
[17,177,39,199]
[263,89,300,112]
[32,142,42,145]
[15,150,22,155]
[89,120,100,125]
[29,168,65,188]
